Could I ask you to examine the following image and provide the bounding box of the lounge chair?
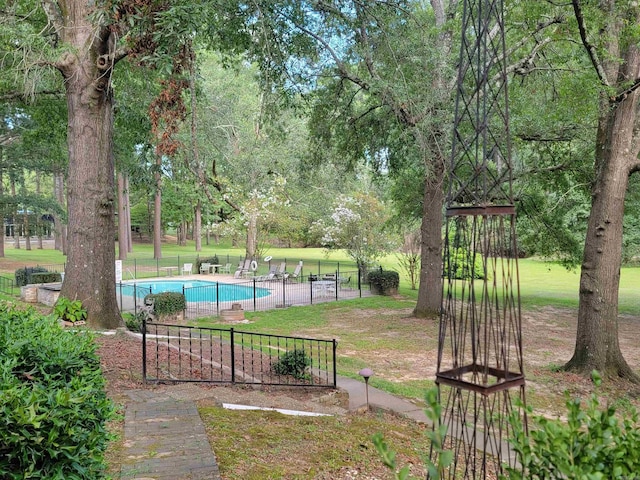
[182,263,193,275]
[275,262,287,278]
[285,261,303,282]
[234,259,250,278]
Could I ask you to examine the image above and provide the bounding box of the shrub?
[123,311,146,332]
[503,371,640,479]
[272,349,311,379]
[443,248,485,280]
[196,256,219,273]
[53,297,88,324]
[367,270,400,294]
[29,272,62,284]
[14,266,49,287]
[145,292,186,315]
[0,302,114,478]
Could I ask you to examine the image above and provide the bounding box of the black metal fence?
[0,275,18,296]
[119,255,360,281]
[142,320,337,387]
[117,269,369,319]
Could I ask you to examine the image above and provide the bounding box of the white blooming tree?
[315,193,395,271]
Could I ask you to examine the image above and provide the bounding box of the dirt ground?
[95,304,640,416]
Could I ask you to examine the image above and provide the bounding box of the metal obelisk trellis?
[431,0,526,478]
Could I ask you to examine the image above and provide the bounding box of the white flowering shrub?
[313,193,396,269]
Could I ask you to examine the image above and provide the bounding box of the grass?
[199,405,431,479]
[3,239,640,314]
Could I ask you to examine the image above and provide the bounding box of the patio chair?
[182,263,193,275]
[275,262,287,278]
[285,261,303,282]
[220,263,232,274]
[199,262,212,274]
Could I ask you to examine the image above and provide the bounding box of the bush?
[145,292,186,315]
[0,302,114,478]
[196,256,219,274]
[272,349,311,379]
[29,272,62,284]
[443,248,485,280]
[504,371,640,479]
[367,270,400,295]
[14,266,49,287]
[123,311,145,333]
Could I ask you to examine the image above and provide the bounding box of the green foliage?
[272,349,311,379]
[123,312,145,333]
[14,266,48,287]
[443,248,485,280]
[53,297,88,324]
[145,292,185,315]
[367,270,400,294]
[0,302,114,478]
[503,371,640,479]
[29,272,62,284]
[373,387,453,479]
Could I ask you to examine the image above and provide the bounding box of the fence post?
[216,282,220,315]
[253,278,257,312]
[142,317,147,383]
[332,339,337,387]
[282,276,286,307]
[230,328,235,383]
[310,277,314,304]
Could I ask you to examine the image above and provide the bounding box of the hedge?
[145,291,186,315]
[0,302,114,479]
[29,272,62,284]
[14,267,49,287]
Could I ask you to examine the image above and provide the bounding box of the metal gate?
[142,319,337,388]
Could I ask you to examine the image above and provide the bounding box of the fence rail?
[117,269,369,319]
[0,275,18,296]
[142,320,337,387]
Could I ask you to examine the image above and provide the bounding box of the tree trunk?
[117,172,127,260]
[56,0,122,329]
[36,173,43,249]
[53,172,66,253]
[153,154,162,259]
[11,179,19,249]
[125,175,133,253]
[414,161,444,317]
[195,200,202,252]
[565,6,640,381]
[23,211,31,250]
[246,213,257,259]
[565,110,639,379]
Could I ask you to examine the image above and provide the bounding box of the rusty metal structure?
[431,0,526,477]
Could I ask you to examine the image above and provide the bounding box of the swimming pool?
[121,280,270,303]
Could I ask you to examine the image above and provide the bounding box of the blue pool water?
[122,280,270,302]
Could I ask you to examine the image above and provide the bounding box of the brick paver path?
[120,390,220,480]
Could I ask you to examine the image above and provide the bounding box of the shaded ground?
[97,304,640,478]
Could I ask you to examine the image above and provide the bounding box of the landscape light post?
[358,368,373,410]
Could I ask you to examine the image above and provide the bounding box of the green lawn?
[2,239,640,315]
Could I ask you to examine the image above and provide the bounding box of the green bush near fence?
[145,292,186,315]
[14,266,49,287]
[29,272,62,284]
[367,270,400,295]
[0,302,114,479]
